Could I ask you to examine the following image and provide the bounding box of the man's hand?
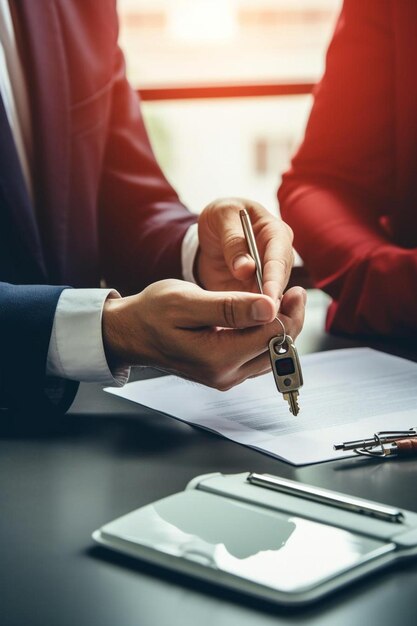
[197,198,295,306]
[102,280,305,391]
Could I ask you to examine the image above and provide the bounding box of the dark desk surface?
[1,292,417,626]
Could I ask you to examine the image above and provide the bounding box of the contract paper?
[105,348,417,465]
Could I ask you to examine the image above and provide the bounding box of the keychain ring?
[273,316,286,346]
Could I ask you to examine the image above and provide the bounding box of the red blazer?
[279,0,417,337]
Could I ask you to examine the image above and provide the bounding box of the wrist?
[102,296,130,370]
[102,292,156,369]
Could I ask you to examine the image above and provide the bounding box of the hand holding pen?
[104,198,305,392]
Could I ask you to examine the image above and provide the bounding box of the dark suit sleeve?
[279,0,417,337]
[98,44,197,295]
[0,282,78,413]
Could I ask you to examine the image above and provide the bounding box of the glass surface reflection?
[109,490,392,593]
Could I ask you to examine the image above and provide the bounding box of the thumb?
[180,289,277,329]
[215,206,257,281]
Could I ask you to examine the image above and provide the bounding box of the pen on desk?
[334,428,417,451]
[247,472,405,523]
[334,427,417,457]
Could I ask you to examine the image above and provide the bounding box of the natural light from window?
[117,0,342,214]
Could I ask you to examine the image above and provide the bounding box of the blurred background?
[118,0,342,215]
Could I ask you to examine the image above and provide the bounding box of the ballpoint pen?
[334,427,417,458]
[239,208,264,294]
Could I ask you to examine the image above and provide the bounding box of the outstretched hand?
[102,279,305,390]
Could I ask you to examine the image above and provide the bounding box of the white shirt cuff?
[181,222,199,284]
[46,288,130,386]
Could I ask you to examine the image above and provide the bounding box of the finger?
[209,349,272,391]
[212,286,305,367]
[178,288,277,329]
[238,350,271,381]
[211,202,257,282]
[259,221,294,304]
[278,287,307,340]
[210,321,277,367]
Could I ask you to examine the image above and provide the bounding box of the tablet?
[93,472,410,606]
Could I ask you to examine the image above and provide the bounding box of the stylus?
[247,473,404,524]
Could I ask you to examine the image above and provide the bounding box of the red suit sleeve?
[279,0,417,337]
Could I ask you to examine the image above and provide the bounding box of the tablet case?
[92,472,417,606]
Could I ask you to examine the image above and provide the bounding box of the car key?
[268,335,303,415]
[240,208,304,415]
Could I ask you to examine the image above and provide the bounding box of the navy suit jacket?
[0,0,196,413]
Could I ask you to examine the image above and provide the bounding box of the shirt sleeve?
[46,288,130,386]
[181,222,199,284]
[46,223,199,386]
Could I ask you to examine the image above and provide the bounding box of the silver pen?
[239,208,286,337]
[247,472,405,524]
[239,209,264,293]
[334,428,417,451]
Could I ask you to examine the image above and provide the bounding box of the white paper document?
[105,348,417,465]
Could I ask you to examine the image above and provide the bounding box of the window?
[117,0,342,214]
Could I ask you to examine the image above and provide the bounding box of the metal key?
[268,335,303,416]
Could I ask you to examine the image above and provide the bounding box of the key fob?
[268,335,303,394]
